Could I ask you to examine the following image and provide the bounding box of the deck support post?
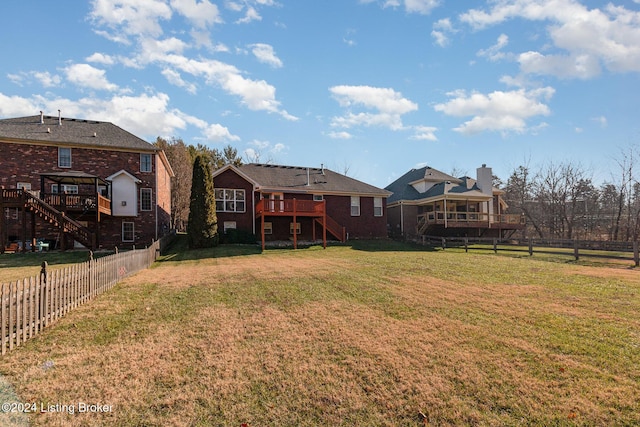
[293,199,297,250]
[323,200,327,249]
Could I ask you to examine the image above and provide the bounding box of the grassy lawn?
[0,238,638,426]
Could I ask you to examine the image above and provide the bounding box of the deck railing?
[256,198,325,215]
[418,211,525,226]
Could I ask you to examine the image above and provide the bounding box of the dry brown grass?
[0,242,638,426]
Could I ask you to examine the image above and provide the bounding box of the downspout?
[252,186,256,235]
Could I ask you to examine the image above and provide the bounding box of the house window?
[58,147,72,168]
[215,189,246,213]
[140,153,152,172]
[264,222,273,235]
[313,194,324,201]
[290,222,301,235]
[374,197,383,217]
[224,221,237,232]
[140,188,152,211]
[351,196,360,216]
[122,222,134,242]
[51,184,78,194]
[17,182,31,191]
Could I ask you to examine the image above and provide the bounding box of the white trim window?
[58,147,72,168]
[17,182,31,191]
[351,196,360,217]
[290,222,301,235]
[140,153,152,173]
[374,197,383,217]
[122,222,135,242]
[140,188,153,211]
[223,221,237,232]
[313,194,324,201]
[215,189,246,213]
[51,184,78,194]
[264,222,273,235]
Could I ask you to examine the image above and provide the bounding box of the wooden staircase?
[2,189,96,249]
[315,214,346,242]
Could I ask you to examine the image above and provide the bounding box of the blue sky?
[1,0,639,188]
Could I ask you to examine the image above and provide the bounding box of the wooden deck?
[255,198,324,217]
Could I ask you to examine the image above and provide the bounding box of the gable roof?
[214,163,391,197]
[0,114,156,152]
[385,165,494,204]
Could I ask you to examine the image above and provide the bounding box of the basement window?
[122,222,134,242]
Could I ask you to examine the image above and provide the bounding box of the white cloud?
[64,64,119,92]
[86,52,116,65]
[410,125,438,141]
[244,139,287,162]
[434,87,555,135]
[161,68,197,94]
[431,18,456,47]
[366,0,439,15]
[236,6,261,24]
[460,1,640,78]
[518,51,601,79]
[404,0,440,15]
[33,72,63,88]
[249,43,283,68]
[203,123,240,142]
[90,0,172,39]
[170,0,222,28]
[592,115,608,128]
[327,131,353,140]
[477,34,509,62]
[330,85,418,131]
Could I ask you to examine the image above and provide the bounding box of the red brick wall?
[0,140,170,249]
[212,168,255,236]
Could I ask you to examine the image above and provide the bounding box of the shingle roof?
[385,165,489,203]
[0,115,156,152]
[225,163,391,197]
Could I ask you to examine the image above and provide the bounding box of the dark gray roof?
[40,171,109,186]
[385,165,487,203]
[231,163,391,197]
[0,115,156,152]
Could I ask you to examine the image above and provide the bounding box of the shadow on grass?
[0,250,105,269]
[349,239,438,252]
[158,234,262,262]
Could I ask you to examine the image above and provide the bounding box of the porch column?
[444,198,448,228]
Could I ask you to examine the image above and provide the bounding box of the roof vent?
[93,132,97,137]
[40,111,44,124]
[58,110,62,126]
[47,128,50,133]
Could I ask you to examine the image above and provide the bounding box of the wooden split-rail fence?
[0,239,161,355]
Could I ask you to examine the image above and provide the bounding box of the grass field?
[0,239,638,426]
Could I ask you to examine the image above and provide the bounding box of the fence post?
[574,240,579,261]
[528,238,533,256]
[493,238,497,254]
[464,237,468,253]
[634,241,639,267]
[441,237,446,250]
[40,261,47,328]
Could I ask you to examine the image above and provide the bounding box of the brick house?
[212,163,391,249]
[0,113,173,251]
[386,164,525,240]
